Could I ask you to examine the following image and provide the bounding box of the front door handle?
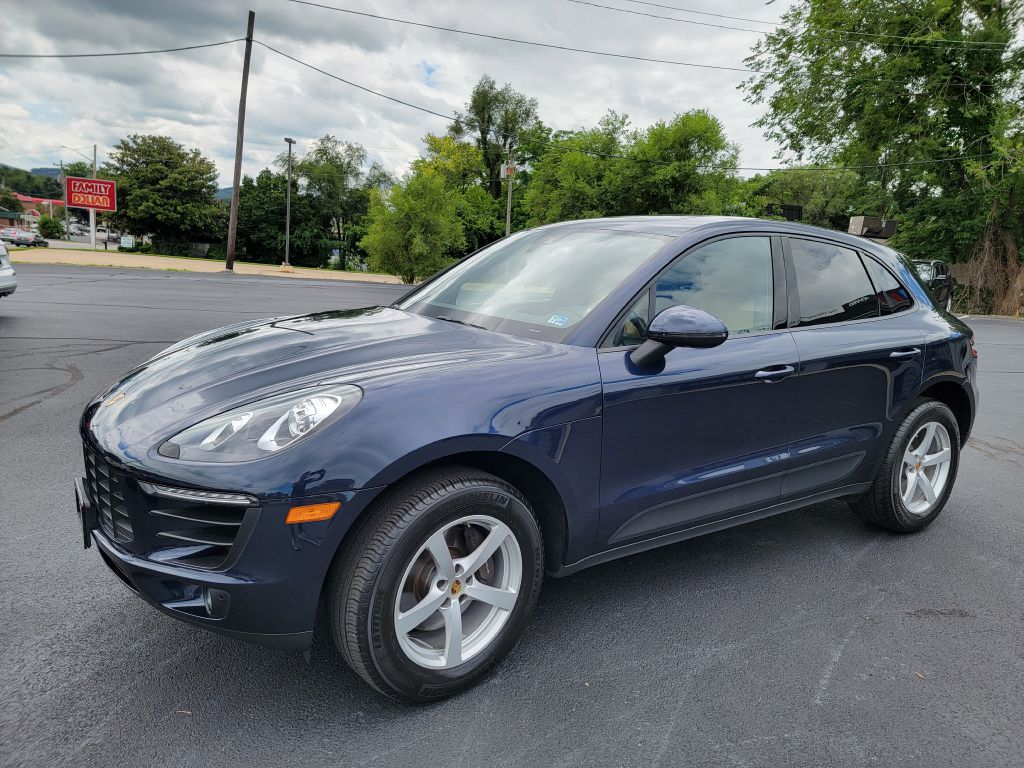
[890,348,921,359]
[754,364,795,381]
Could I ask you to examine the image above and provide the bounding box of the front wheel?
[328,467,544,703]
[852,399,961,532]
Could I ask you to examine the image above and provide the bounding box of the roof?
[540,215,746,237]
[537,214,896,255]
[13,192,64,207]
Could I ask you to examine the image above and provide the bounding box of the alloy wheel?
[898,421,953,516]
[393,515,523,669]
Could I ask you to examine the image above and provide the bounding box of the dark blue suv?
[75,216,978,702]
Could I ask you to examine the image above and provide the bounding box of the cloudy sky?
[0,0,795,186]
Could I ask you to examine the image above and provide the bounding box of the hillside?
[0,164,62,198]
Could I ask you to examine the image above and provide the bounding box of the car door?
[782,236,924,499]
[596,234,799,550]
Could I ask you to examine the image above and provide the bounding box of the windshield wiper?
[435,315,487,330]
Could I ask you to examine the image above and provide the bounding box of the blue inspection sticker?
[546,314,570,327]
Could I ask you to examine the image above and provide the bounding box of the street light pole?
[283,137,296,272]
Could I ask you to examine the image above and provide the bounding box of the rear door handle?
[754,364,795,381]
[890,348,921,359]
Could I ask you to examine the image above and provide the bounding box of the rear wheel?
[328,467,544,702]
[852,399,960,532]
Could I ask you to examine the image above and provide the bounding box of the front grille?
[84,447,134,543]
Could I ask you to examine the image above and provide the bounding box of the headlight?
[158,383,361,462]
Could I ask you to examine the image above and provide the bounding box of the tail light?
[969,336,978,359]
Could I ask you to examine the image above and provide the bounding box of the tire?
[327,466,544,703]
[852,399,961,532]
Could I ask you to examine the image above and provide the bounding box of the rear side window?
[789,238,878,326]
[862,257,913,315]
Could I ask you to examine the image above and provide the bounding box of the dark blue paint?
[77,216,978,650]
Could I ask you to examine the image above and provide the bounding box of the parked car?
[1,229,41,247]
[75,216,978,702]
[30,233,48,247]
[107,230,121,243]
[913,259,956,311]
[0,241,15,299]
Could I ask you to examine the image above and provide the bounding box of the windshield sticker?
[546,314,570,327]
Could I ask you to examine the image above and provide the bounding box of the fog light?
[285,501,341,524]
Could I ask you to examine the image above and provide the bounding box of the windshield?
[397,228,671,342]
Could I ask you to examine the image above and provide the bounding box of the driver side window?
[655,236,774,336]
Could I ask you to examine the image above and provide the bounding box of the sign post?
[65,176,116,249]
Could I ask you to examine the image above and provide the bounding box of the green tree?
[102,135,222,247]
[0,164,62,198]
[62,160,93,180]
[236,169,328,267]
[524,111,630,225]
[414,133,503,251]
[0,189,20,212]
[38,215,64,239]
[413,134,484,191]
[289,135,367,249]
[744,0,1024,312]
[742,168,862,229]
[360,169,465,283]
[604,111,742,216]
[451,75,541,198]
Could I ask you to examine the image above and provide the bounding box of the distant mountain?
[216,187,233,201]
[30,167,61,178]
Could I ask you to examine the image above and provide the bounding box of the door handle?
[889,348,921,359]
[754,364,795,380]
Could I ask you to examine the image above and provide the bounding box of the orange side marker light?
[285,501,341,524]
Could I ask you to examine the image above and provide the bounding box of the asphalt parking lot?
[2,264,1022,768]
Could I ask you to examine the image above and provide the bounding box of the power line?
[614,0,1008,47]
[283,1,998,92]
[0,38,244,59]
[283,0,753,73]
[254,40,457,119]
[256,40,1004,174]
[616,0,777,26]
[567,0,1012,52]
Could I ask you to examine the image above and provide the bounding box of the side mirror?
[629,305,728,367]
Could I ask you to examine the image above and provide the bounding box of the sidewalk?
[10,247,404,284]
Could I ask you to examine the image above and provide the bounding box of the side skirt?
[549,482,872,577]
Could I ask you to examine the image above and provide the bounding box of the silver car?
[0,242,15,299]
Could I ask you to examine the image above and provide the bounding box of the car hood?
[84,306,576,457]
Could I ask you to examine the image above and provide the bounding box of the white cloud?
[0,0,794,184]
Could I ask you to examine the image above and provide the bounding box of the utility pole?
[282,137,296,272]
[225,10,255,272]
[59,162,69,237]
[90,144,97,250]
[504,153,515,237]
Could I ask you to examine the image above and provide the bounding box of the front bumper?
[76,444,385,650]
